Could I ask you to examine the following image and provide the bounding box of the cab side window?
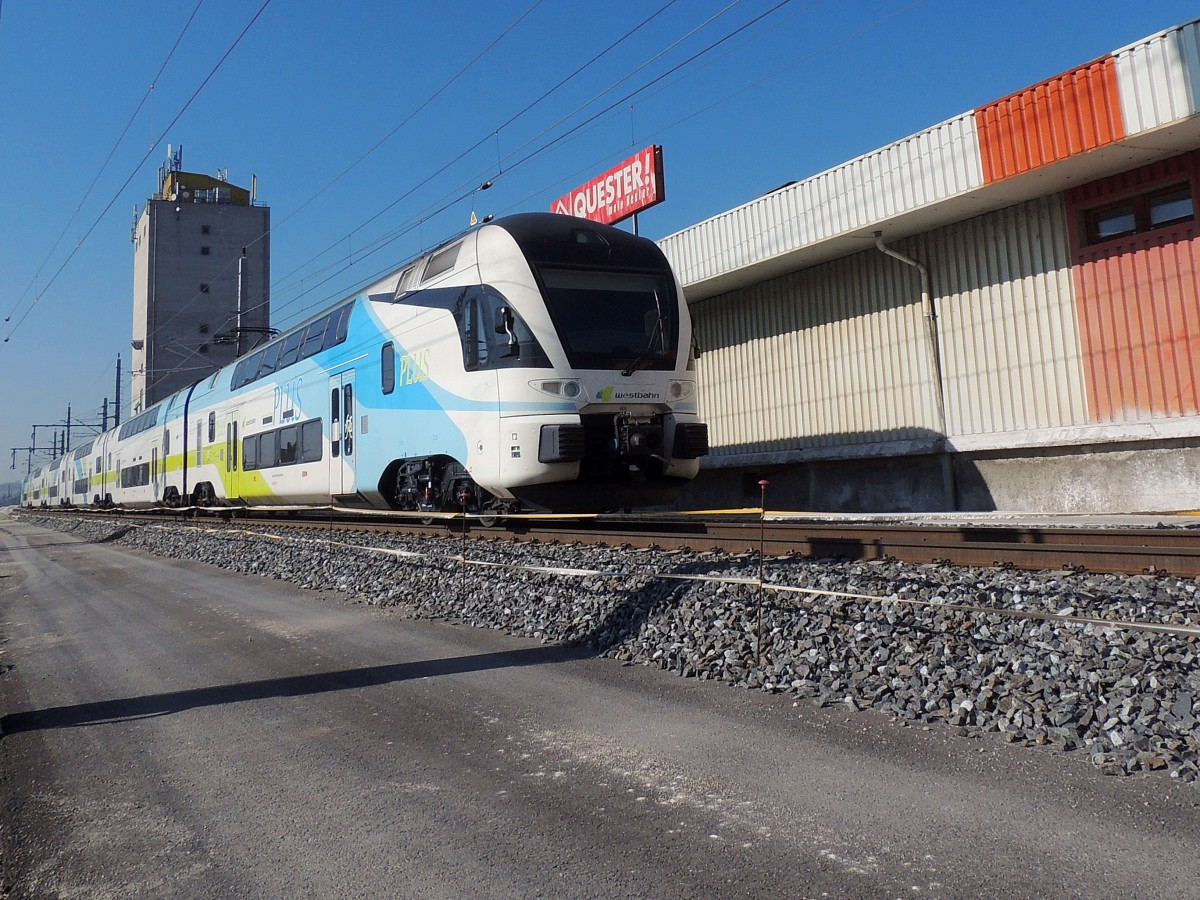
[455,286,549,371]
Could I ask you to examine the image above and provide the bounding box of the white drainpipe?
[874,231,956,509]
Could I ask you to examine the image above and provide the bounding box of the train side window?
[458,287,548,371]
[330,388,341,458]
[483,287,548,367]
[278,426,299,465]
[422,242,461,282]
[343,385,354,457]
[276,330,304,369]
[323,306,350,351]
[334,304,351,343]
[242,349,266,386]
[460,295,488,369]
[300,316,329,360]
[393,266,415,298]
[195,421,202,465]
[164,428,170,457]
[381,342,395,394]
[208,412,216,443]
[243,436,258,471]
[256,341,283,379]
[300,419,322,463]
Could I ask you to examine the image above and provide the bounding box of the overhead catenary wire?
[257,0,793,327]
[225,0,693,330]
[37,0,773,353]
[1,0,274,346]
[2,0,206,329]
[137,0,566,351]
[31,0,875,430]
[22,0,558,429]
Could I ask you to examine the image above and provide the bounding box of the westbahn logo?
[599,386,662,402]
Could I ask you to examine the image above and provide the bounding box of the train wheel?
[476,504,508,528]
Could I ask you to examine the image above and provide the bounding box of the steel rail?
[29,507,1200,577]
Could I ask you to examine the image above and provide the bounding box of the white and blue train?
[22,213,709,517]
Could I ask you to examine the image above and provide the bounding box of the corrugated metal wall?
[1066,151,1200,422]
[693,252,938,461]
[1116,19,1200,134]
[917,195,1088,437]
[692,195,1088,461]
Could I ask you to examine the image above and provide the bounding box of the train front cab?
[482,214,709,511]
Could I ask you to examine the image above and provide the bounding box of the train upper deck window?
[333,304,351,343]
[422,242,461,282]
[118,404,162,440]
[300,317,329,360]
[1085,182,1195,245]
[256,341,283,380]
[393,265,416,298]
[231,303,352,390]
[276,330,304,369]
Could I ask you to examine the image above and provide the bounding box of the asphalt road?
[1,512,1198,899]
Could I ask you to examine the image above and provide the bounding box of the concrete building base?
[678,441,1200,514]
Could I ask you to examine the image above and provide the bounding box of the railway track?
[29,507,1200,577]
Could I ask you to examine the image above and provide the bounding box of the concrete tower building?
[131,147,270,411]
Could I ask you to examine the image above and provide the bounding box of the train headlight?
[532,378,585,400]
[668,380,695,401]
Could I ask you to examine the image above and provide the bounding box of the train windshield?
[538,268,677,371]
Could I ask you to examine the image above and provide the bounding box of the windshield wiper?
[621,313,665,377]
[622,290,668,377]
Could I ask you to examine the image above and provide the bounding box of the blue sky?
[1,0,1196,477]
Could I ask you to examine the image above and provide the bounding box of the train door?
[224,407,241,499]
[329,371,357,499]
[154,425,171,500]
[151,444,160,501]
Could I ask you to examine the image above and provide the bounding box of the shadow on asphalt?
[0,644,590,735]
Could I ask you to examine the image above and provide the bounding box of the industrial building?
[131,150,270,411]
[661,16,1200,514]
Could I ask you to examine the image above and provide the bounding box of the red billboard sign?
[552,145,665,225]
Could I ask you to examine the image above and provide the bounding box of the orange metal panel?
[1067,153,1200,422]
[977,56,1125,184]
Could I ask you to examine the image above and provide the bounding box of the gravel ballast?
[19,512,1200,789]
